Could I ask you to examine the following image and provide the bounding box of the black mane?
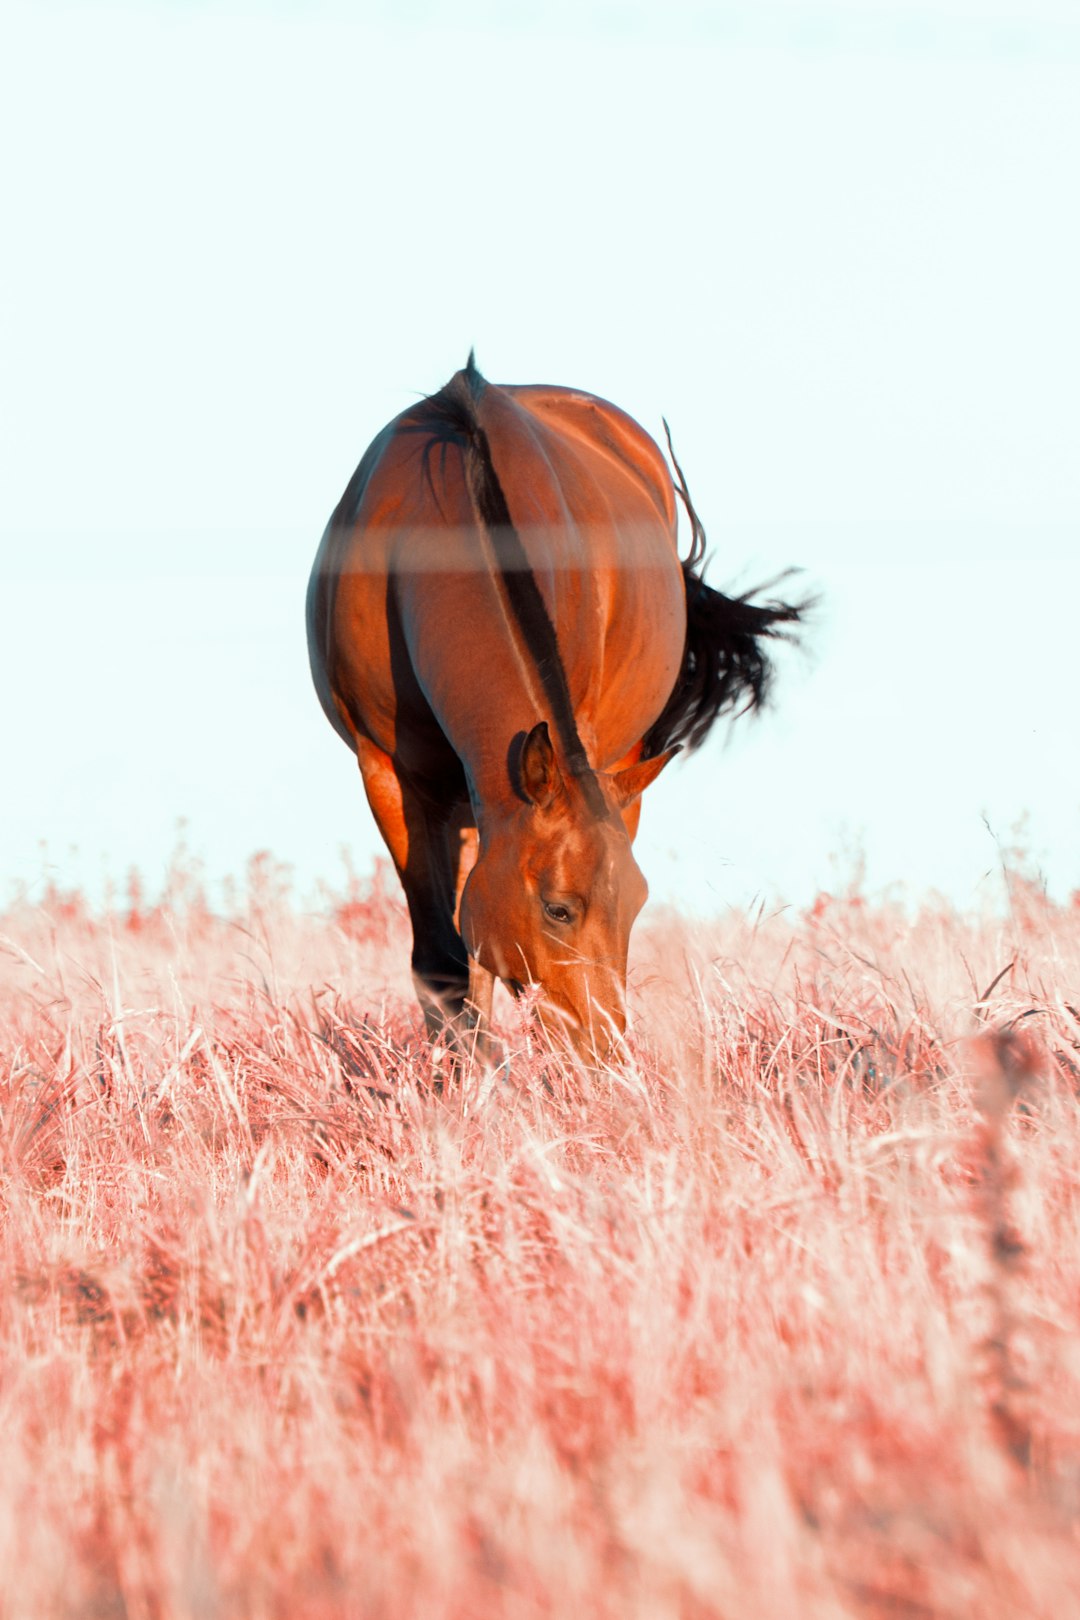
[423,356,607,817]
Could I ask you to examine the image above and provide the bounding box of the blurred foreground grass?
[1,855,1079,1618]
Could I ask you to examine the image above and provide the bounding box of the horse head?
[458,722,676,1062]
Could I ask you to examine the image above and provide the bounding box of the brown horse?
[307,356,803,1059]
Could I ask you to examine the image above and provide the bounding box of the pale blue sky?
[2,1,1078,913]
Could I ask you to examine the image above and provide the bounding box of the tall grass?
[1,855,1079,1617]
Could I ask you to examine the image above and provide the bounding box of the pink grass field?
[2,853,1080,1619]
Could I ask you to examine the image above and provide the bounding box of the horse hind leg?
[354,739,469,1037]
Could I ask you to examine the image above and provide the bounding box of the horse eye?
[542,899,573,926]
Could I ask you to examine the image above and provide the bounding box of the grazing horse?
[307,356,803,1059]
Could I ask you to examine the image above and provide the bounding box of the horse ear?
[609,746,681,809]
[519,721,563,808]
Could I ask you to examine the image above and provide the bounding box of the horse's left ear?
[518,721,564,808]
[609,746,681,809]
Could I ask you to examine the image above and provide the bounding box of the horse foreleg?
[465,956,496,1063]
[354,738,469,1036]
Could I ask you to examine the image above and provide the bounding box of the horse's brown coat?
[308,359,801,1056]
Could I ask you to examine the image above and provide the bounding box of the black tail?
[641,425,810,759]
